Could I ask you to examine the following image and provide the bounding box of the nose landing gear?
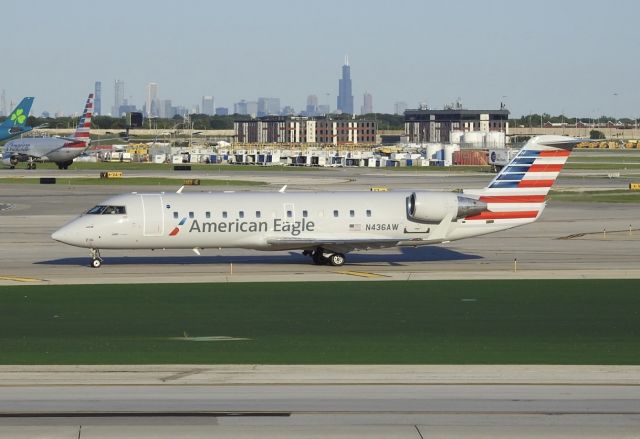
[90,248,103,268]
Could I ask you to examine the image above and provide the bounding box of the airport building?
[404,108,509,143]
[234,116,376,145]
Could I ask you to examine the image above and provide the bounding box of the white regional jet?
[52,135,578,268]
[2,94,93,169]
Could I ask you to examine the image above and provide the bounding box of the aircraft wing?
[265,236,409,253]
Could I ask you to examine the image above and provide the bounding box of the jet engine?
[406,191,487,223]
[2,153,18,167]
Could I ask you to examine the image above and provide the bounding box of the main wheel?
[91,258,102,268]
[328,253,346,267]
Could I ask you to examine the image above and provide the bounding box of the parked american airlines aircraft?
[0,97,35,142]
[2,94,93,169]
[52,135,578,268]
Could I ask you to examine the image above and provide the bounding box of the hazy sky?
[3,0,638,118]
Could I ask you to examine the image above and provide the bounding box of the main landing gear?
[304,247,346,267]
[90,248,103,268]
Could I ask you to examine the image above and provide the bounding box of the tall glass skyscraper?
[113,80,125,116]
[94,81,102,116]
[337,56,353,114]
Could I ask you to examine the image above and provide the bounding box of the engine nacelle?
[2,154,19,166]
[407,192,487,223]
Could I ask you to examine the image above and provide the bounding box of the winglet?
[279,184,287,193]
[176,185,184,194]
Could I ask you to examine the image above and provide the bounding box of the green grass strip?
[549,190,640,203]
[1,280,639,365]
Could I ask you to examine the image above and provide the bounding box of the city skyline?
[2,0,639,118]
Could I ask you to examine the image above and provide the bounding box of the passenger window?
[350,210,355,217]
[366,209,372,217]
[205,211,211,219]
[239,211,245,218]
[256,211,261,218]
[189,212,194,219]
[287,210,293,218]
[173,212,179,219]
[302,210,308,218]
[222,211,228,219]
[333,210,339,218]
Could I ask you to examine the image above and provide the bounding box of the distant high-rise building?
[215,107,229,116]
[336,55,354,114]
[113,80,125,116]
[306,95,318,116]
[317,104,330,115]
[394,101,408,115]
[257,97,280,117]
[361,92,373,115]
[234,100,258,117]
[158,99,173,118]
[94,81,102,116]
[234,100,248,115]
[0,89,7,117]
[202,96,215,115]
[146,82,159,117]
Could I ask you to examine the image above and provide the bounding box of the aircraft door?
[141,194,164,236]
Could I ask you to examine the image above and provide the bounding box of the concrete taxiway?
[1,366,640,438]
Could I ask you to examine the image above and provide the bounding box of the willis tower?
[337,55,354,114]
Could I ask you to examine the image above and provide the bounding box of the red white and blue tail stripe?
[463,135,579,222]
[71,93,94,146]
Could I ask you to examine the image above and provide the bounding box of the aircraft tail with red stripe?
[71,93,94,145]
[463,135,579,225]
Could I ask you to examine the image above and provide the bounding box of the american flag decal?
[349,224,361,231]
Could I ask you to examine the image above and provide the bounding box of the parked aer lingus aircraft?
[2,94,93,169]
[52,135,579,268]
[0,97,34,142]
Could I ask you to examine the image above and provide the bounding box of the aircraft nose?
[51,224,84,246]
[51,227,70,244]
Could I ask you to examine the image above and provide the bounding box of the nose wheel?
[90,249,103,268]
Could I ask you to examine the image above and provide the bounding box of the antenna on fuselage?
[279,185,287,193]
[176,185,184,194]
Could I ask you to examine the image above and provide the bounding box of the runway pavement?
[1,366,640,438]
[7,363,640,437]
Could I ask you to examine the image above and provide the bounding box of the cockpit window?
[103,206,126,215]
[86,205,126,215]
[87,205,107,214]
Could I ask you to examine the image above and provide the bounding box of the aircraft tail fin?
[1,97,34,129]
[463,135,579,222]
[72,93,94,144]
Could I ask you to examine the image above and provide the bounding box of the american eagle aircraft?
[2,94,93,169]
[52,135,578,268]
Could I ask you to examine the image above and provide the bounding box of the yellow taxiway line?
[0,275,43,283]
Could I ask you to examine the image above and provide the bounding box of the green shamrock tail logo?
[10,109,26,125]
